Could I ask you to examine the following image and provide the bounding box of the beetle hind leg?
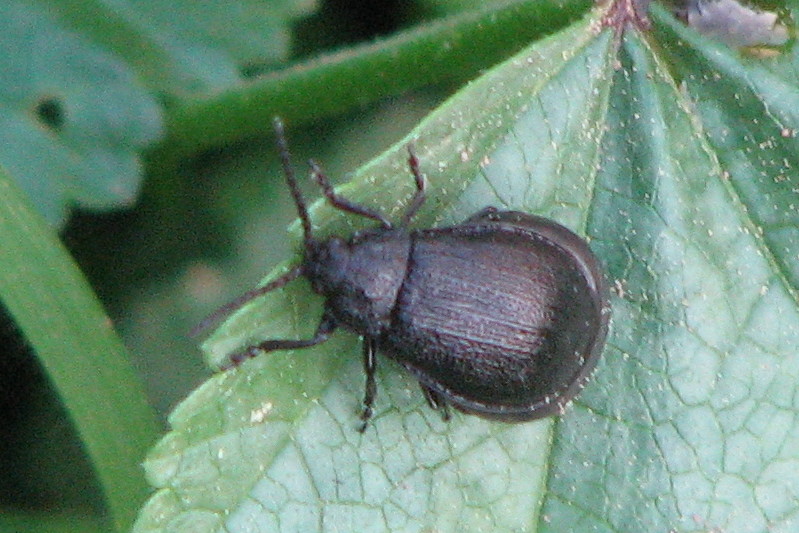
[420,385,451,422]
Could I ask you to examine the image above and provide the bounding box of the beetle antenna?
[190,265,304,338]
[273,117,313,248]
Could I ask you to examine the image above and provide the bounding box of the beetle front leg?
[358,337,379,432]
[219,313,337,370]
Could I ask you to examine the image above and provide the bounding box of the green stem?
[150,0,591,168]
[0,167,159,532]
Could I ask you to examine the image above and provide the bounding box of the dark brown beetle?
[197,118,610,430]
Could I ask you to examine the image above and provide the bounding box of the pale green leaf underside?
[543,12,799,530]
[136,5,799,532]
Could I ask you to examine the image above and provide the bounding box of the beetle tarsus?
[420,385,451,421]
[401,144,427,227]
[464,206,499,224]
[358,338,378,431]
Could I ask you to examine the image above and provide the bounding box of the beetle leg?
[420,385,451,422]
[463,206,499,224]
[358,337,378,432]
[400,145,427,227]
[308,160,393,229]
[219,313,337,370]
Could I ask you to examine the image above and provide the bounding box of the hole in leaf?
[34,97,65,131]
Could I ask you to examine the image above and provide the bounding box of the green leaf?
[30,0,318,95]
[136,11,615,532]
[136,3,799,533]
[0,2,162,226]
[0,163,159,531]
[542,5,799,531]
[2,0,316,226]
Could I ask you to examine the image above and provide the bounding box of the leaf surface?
[136,4,799,532]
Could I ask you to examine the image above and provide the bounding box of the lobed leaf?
[0,2,162,225]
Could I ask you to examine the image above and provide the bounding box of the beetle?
[197,118,610,430]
